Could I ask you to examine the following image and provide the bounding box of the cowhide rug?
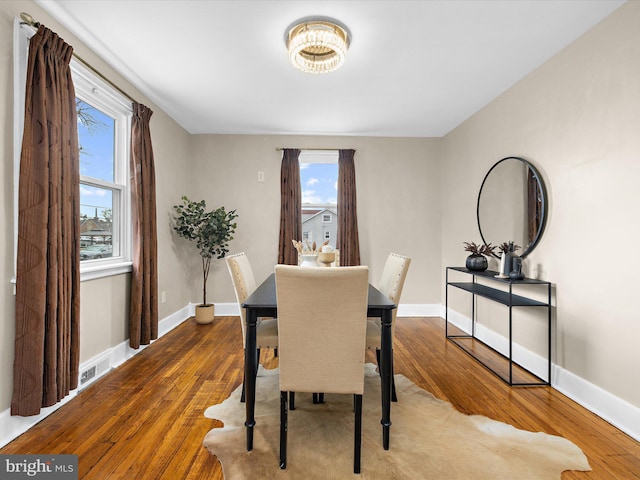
[203,364,590,479]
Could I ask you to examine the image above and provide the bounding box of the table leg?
[380,309,393,450]
[244,309,258,451]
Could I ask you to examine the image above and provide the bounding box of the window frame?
[12,18,133,287]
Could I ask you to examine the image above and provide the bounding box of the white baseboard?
[444,306,640,442]
[0,304,193,449]
[3,304,637,447]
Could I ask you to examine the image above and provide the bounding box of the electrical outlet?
[257,171,265,182]
[161,291,166,304]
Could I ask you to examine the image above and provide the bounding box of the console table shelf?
[445,267,552,387]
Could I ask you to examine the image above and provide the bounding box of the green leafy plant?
[173,196,238,306]
[463,241,496,256]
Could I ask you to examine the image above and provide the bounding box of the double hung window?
[13,19,133,282]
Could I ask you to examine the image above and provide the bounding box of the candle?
[321,245,333,253]
[500,252,506,275]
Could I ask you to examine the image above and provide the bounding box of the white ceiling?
[36,0,625,137]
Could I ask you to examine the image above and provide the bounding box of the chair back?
[377,253,411,335]
[275,265,369,395]
[226,253,257,344]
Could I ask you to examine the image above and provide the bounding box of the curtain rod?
[275,147,355,151]
[20,12,138,105]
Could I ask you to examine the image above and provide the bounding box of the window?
[299,150,339,248]
[13,19,132,283]
[73,64,132,277]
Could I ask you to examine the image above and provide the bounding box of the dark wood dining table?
[241,272,397,451]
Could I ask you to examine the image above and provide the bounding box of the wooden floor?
[2,316,639,479]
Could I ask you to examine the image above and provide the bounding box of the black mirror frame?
[476,156,547,259]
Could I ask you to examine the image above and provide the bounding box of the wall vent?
[78,353,112,390]
[80,366,96,385]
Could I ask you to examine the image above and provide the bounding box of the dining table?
[241,272,397,451]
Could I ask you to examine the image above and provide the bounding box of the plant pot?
[195,304,215,324]
[465,254,488,272]
[300,254,319,267]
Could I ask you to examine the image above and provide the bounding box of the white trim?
[553,365,640,442]
[216,302,442,319]
[11,19,34,295]
[299,149,338,164]
[445,306,640,442]
[3,303,636,447]
[0,304,192,448]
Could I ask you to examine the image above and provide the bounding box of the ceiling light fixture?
[286,17,350,74]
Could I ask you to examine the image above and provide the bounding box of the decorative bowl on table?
[317,251,336,267]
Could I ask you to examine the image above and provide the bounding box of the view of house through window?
[72,60,132,270]
[299,150,338,248]
[77,100,116,260]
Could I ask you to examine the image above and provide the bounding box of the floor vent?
[79,354,112,389]
[80,366,96,385]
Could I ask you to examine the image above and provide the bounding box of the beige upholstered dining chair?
[365,253,411,402]
[275,265,369,474]
[226,253,278,401]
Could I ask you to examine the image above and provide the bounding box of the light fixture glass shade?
[286,20,350,74]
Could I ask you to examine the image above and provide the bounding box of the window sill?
[81,260,133,282]
[10,260,133,294]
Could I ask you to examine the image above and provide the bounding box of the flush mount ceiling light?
[286,17,351,74]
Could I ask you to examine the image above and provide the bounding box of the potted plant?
[173,196,238,324]
[463,241,496,272]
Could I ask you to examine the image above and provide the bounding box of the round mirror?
[477,157,547,258]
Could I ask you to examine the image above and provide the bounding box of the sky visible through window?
[77,99,115,218]
[300,163,338,205]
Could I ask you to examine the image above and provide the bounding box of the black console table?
[445,267,551,386]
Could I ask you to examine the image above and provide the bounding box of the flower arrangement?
[292,239,330,255]
[463,241,496,256]
[498,241,521,254]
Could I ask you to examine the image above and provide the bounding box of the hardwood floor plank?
[2,316,638,479]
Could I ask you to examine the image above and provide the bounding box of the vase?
[503,243,517,276]
[509,257,525,280]
[300,254,319,267]
[466,254,488,272]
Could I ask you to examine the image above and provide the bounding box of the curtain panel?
[278,149,302,265]
[129,103,159,349]
[12,26,81,416]
[337,149,361,266]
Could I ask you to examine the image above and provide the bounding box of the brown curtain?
[337,149,361,266]
[12,26,80,416]
[278,149,302,265]
[129,103,158,349]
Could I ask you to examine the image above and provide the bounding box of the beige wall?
[441,1,640,407]
[189,134,442,307]
[0,0,192,412]
[2,0,637,435]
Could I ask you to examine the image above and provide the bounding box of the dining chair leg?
[289,392,296,410]
[354,394,363,474]
[312,393,325,404]
[279,391,288,470]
